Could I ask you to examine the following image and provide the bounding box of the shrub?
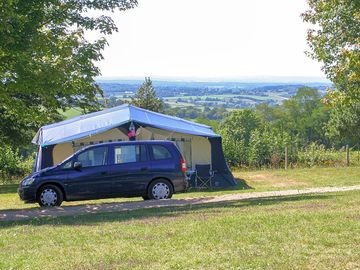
[0,144,34,184]
[297,143,342,167]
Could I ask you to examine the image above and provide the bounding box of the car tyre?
[37,185,63,207]
[142,195,150,200]
[147,179,173,200]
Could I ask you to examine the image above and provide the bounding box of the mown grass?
[1,166,360,211]
[236,166,360,190]
[0,190,359,269]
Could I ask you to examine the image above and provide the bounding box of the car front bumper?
[18,185,37,203]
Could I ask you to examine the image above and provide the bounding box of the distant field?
[58,88,293,119]
[163,92,287,108]
[110,90,290,110]
[95,80,332,111]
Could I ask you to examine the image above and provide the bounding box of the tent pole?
[37,146,43,172]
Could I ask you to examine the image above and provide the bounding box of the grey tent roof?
[33,104,219,146]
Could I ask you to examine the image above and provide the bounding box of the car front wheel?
[148,179,173,200]
[37,185,63,207]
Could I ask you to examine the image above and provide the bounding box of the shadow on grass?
[0,184,18,194]
[0,193,336,228]
[186,178,253,194]
[0,179,253,212]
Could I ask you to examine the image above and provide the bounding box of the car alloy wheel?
[152,182,170,199]
[40,188,58,206]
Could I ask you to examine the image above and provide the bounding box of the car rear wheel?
[147,179,173,200]
[37,185,63,207]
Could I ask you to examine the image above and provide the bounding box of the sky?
[88,0,327,81]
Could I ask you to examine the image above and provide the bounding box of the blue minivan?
[18,141,188,207]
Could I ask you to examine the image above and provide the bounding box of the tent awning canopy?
[33,104,220,146]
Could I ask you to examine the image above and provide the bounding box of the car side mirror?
[73,161,82,170]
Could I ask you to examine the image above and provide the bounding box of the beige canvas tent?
[32,104,235,187]
[51,125,211,170]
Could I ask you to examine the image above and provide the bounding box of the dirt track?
[1,185,360,222]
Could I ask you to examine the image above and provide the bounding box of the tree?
[255,88,330,146]
[130,77,164,112]
[0,0,138,146]
[248,129,267,167]
[303,1,360,145]
[218,109,260,166]
[326,101,360,145]
[282,87,329,145]
[302,0,360,102]
[247,124,292,168]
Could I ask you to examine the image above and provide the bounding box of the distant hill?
[96,80,333,110]
[97,80,333,97]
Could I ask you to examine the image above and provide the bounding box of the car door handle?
[140,167,148,171]
[100,171,108,175]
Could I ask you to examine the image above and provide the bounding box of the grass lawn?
[1,166,360,211]
[0,190,359,269]
[59,108,82,119]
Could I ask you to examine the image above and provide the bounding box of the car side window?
[151,145,172,160]
[114,145,147,164]
[77,147,108,168]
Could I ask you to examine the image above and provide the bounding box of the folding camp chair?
[195,164,214,189]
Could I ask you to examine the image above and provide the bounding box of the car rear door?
[65,146,112,200]
[108,143,150,196]
[148,143,178,179]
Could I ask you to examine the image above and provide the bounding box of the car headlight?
[22,177,36,186]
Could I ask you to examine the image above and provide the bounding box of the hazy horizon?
[96,75,331,84]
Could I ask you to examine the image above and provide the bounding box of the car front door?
[108,144,150,196]
[65,146,113,200]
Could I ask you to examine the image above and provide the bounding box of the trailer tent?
[32,104,236,187]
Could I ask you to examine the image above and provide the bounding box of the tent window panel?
[114,145,147,164]
[115,145,138,164]
[173,139,192,169]
[77,147,108,167]
[151,145,172,160]
[73,139,122,152]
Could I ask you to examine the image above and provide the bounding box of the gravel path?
[1,185,360,222]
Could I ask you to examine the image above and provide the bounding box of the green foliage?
[0,0,137,147]
[221,135,247,167]
[255,87,330,146]
[130,77,164,112]
[104,96,124,108]
[193,118,219,132]
[248,129,267,167]
[218,109,260,166]
[218,88,360,168]
[19,154,35,177]
[302,1,360,147]
[0,144,34,183]
[326,101,360,145]
[219,109,260,146]
[248,125,293,168]
[302,0,360,100]
[297,143,346,167]
[0,145,21,181]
